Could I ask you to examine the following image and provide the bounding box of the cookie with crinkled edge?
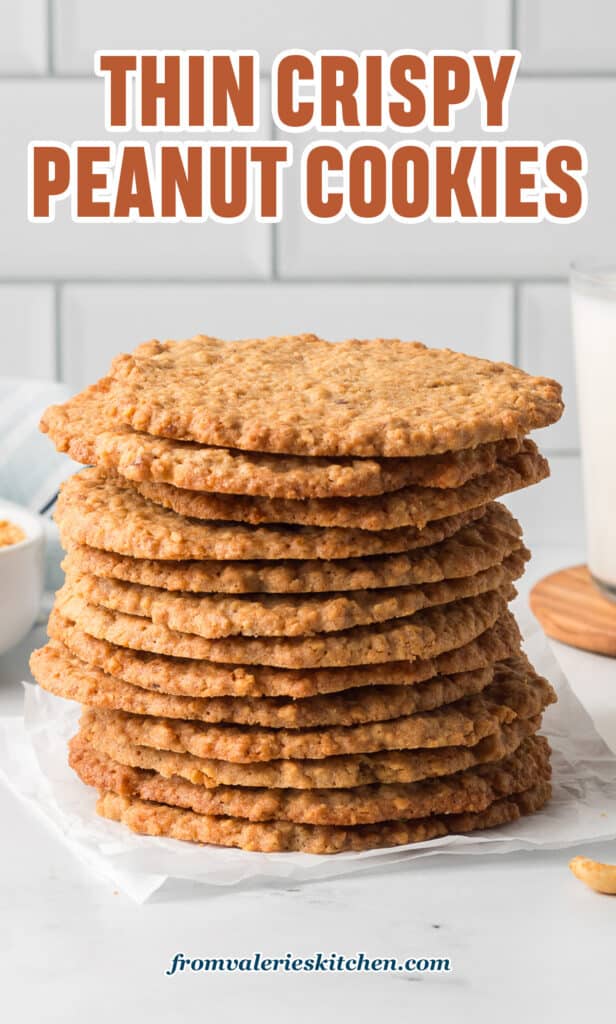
[131,445,547,531]
[76,659,556,762]
[54,584,515,668]
[95,781,553,853]
[60,502,522,595]
[32,639,498,727]
[108,335,563,457]
[40,376,526,498]
[55,469,487,561]
[80,710,541,790]
[63,549,527,640]
[70,733,551,827]
[48,608,521,699]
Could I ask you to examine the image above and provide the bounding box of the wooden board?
[530,564,616,658]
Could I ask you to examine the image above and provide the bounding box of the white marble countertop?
[1,545,615,1023]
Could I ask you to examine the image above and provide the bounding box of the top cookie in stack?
[32,334,562,854]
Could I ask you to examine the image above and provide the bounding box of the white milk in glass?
[571,268,616,599]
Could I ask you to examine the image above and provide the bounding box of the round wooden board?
[530,564,616,658]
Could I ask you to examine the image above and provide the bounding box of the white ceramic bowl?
[0,500,45,655]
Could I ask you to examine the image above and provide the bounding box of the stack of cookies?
[31,335,562,854]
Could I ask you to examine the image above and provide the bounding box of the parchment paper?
[1,611,615,903]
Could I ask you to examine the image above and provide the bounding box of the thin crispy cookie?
[48,608,521,699]
[95,781,553,852]
[54,585,514,668]
[108,335,563,457]
[40,376,526,498]
[70,734,551,826]
[80,711,542,790]
[32,639,497,727]
[76,659,556,762]
[64,550,527,639]
[55,469,487,561]
[60,502,522,595]
[131,444,548,531]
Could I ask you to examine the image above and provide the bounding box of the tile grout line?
[512,281,521,365]
[0,276,571,286]
[46,0,55,76]
[2,70,616,83]
[515,70,616,79]
[53,282,62,380]
[270,224,279,281]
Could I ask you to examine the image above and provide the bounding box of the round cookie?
[70,734,551,826]
[108,335,563,457]
[95,781,553,853]
[130,444,548,530]
[47,608,521,699]
[55,470,490,562]
[71,661,556,762]
[80,709,541,789]
[41,376,526,498]
[60,502,523,595]
[32,639,498,727]
[63,550,527,640]
[54,585,515,668]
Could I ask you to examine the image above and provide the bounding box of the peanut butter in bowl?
[0,519,26,549]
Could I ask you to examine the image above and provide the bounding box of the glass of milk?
[571,263,616,601]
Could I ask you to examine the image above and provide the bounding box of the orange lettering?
[545,144,584,219]
[321,56,359,127]
[276,55,314,128]
[114,147,154,217]
[505,146,539,217]
[31,146,70,218]
[77,146,110,217]
[433,55,471,128]
[160,146,203,217]
[474,54,517,127]
[140,55,181,127]
[98,54,137,127]
[305,145,343,219]
[390,55,426,128]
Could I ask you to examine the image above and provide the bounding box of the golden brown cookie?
[41,376,526,498]
[95,781,552,852]
[60,502,522,595]
[63,550,527,640]
[54,585,514,668]
[55,469,488,561]
[80,709,542,789]
[108,335,563,457]
[69,733,551,826]
[130,444,547,531]
[48,608,521,699]
[76,659,556,762]
[31,638,498,727]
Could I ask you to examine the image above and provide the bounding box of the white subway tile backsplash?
[0,6,601,556]
[519,284,578,452]
[0,285,55,377]
[517,0,616,72]
[0,81,271,279]
[278,79,614,279]
[52,0,511,73]
[0,0,47,73]
[504,454,584,548]
[60,282,513,389]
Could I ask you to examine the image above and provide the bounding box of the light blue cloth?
[0,378,75,511]
[0,377,78,594]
